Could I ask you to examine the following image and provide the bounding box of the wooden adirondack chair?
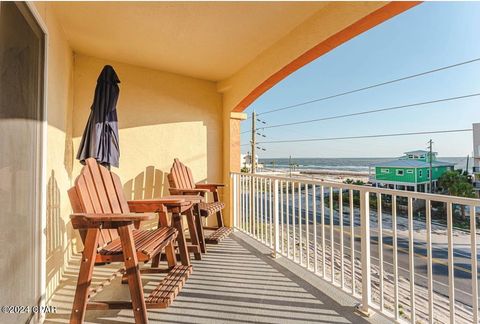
[168,158,232,244]
[68,158,193,323]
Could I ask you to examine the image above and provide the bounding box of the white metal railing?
[231,172,480,324]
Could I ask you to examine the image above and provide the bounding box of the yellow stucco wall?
[32,2,77,301]
[71,55,223,207]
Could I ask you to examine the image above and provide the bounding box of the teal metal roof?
[404,150,431,155]
[372,159,455,168]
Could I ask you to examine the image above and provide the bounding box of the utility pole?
[251,111,256,173]
[428,139,433,193]
[465,154,470,176]
[289,155,292,177]
[473,123,480,197]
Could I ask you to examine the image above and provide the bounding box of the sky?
[240,2,480,158]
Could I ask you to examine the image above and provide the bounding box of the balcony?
[45,231,377,323]
[5,2,477,324]
[43,173,480,324]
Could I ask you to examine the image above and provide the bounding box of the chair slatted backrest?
[168,158,196,190]
[68,158,131,247]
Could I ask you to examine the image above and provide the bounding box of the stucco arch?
[221,1,421,225]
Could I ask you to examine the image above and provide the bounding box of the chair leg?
[213,191,225,227]
[151,253,161,268]
[164,241,177,267]
[194,204,206,253]
[117,225,148,324]
[185,209,201,260]
[172,211,190,266]
[70,229,99,324]
[152,209,173,268]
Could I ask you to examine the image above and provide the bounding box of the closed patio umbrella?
[77,65,121,168]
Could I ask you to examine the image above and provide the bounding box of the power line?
[239,129,472,146]
[253,57,480,116]
[256,93,480,131]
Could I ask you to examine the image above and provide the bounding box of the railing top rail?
[231,172,480,206]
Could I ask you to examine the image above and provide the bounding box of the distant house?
[240,153,263,170]
[370,150,455,192]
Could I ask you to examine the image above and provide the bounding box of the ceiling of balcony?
[52,2,327,81]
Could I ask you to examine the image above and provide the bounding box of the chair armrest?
[128,198,190,213]
[169,188,209,195]
[70,213,155,222]
[195,183,225,191]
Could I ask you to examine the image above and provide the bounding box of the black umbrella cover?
[77,65,121,168]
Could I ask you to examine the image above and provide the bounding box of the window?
[408,154,414,159]
[396,169,404,176]
[407,170,414,174]
[380,169,390,174]
[427,170,430,178]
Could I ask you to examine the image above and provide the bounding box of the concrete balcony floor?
[45,231,388,324]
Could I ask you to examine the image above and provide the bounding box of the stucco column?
[222,109,247,227]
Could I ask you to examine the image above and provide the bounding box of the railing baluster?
[264,178,267,243]
[330,186,334,283]
[255,177,259,238]
[241,175,245,231]
[392,194,399,321]
[270,179,273,248]
[263,178,266,243]
[313,185,318,273]
[471,205,478,324]
[249,176,252,233]
[321,185,326,278]
[280,180,284,255]
[264,178,268,245]
[306,184,310,269]
[287,181,290,258]
[408,196,415,323]
[246,176,249,232]
[273,179,279,257]
[426,199,434,324]
[262,178,265,242]
[359,189,371,316]
[377,193,384,311]
[292,181,296,261]
[232,174,238,230]
[255,178,262,240]
[238,175,242,230]
[447,202,455,323]
[339,189,344,288]
[350,189,355,295]
[248,176,254,235]
[299,182,303,265]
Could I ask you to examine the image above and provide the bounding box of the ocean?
[258,157,472,173]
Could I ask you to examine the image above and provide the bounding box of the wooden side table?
[128,194,206,265]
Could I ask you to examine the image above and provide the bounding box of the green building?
[370,150,454,192]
